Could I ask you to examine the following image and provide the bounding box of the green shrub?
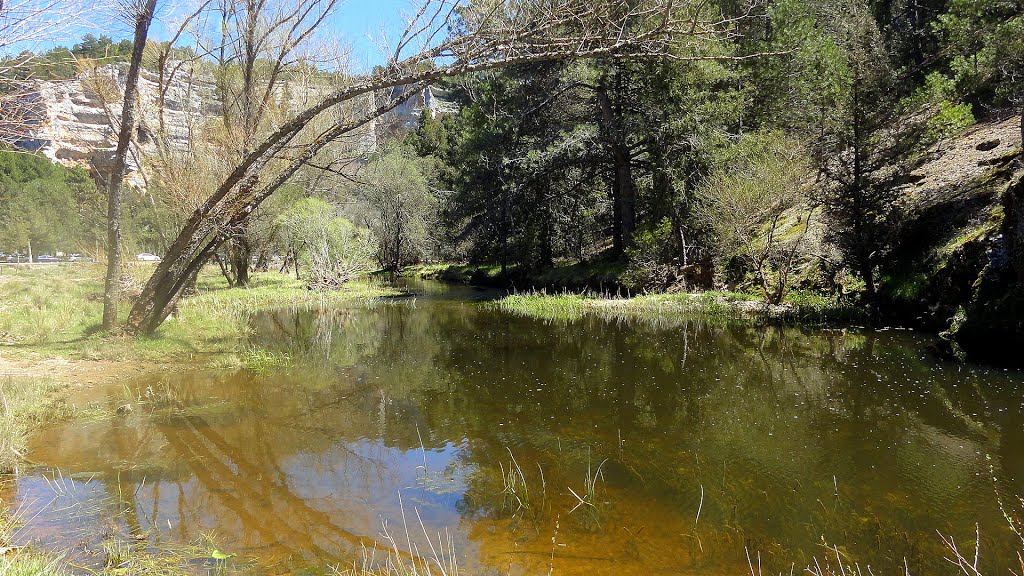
[925,100,974,143]
[621,218,677,292]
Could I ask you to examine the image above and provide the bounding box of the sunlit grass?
[492,293,587,321]
[240,346,292,371]
[0,264,399,365]
[492,289,864,325]
[0,377,74,473]
[0,550,68,576]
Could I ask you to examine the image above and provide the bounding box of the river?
[8,279,1024,574]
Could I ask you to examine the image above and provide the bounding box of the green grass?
[530,260,627,291]
[939,223,996,257]
[881,271,930,301]
[493,293,588,321]
[0,264,398,365]
[0,377,74,473]
[492,289,865,326]
[0,550,68,576]
[0,265,105,345]
[240,347,293,371]
[429,263,505,284]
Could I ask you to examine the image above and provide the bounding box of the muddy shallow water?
[9,280,1024,574]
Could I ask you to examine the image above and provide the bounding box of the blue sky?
[315,0,415,69]
[27,0,420,71]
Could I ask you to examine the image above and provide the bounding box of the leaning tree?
[124,0,767,335]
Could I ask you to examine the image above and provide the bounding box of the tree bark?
[860,256,877,307]
[102,0,158,330]
[595,77,636,254]
[228,235,251,287]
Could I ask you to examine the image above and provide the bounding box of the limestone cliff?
[18,64,451,187]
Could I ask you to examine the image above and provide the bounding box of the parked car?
[35,254,59,263]
[136,253,161,262]
[68,253,95,263]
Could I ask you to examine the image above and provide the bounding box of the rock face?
[19,64,452,187]
[880,115,1024,365]
[21,65,222,187]
[388,84,457,132]
[946,168,1024,365]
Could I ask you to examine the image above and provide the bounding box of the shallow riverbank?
[2,285,1022,575]
[0,264,399,370]
[491,290,866,326]
[406,262,866,326]
[0,265,405,574]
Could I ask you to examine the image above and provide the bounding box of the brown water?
[8,279,1024,574]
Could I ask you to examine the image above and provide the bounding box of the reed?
[331,493,460,576]
[490,289,865,326]
[500,448,531,513]
[568,452,608,530]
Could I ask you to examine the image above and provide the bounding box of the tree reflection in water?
[12,283,1024,574]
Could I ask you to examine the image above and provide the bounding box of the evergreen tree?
[939,0,1024,142]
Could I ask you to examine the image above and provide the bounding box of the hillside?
[881,116,1022,361]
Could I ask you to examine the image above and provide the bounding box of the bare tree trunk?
[229,236,251,287]
[102,0,158,330]
[860,256,877,306]
[596,80,636,254]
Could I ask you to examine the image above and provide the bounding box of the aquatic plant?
[331,494,460,576]
[491,288,866,327]
[491,293,587,322]
[567,453,608,530]
[500,448,531,514]
[0,550,68,576]
[493,448,551,526]
[240,346,293,372]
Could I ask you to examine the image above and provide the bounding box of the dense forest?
[1,0,1022,354]
[404,0,1021,296]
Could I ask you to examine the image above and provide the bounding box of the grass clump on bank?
[493,289,864,326]
[0,377,73,473]
[0,550,68,576]
[493,293,588,321]
[0,264,398,366]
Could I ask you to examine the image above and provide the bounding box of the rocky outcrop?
[878,114,1024,365]
[944,169,1024,364]
[20,65,223,187]
[18,64,453,187]
[387,84,457,133]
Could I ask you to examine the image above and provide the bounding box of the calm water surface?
[9,279,1024,574]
